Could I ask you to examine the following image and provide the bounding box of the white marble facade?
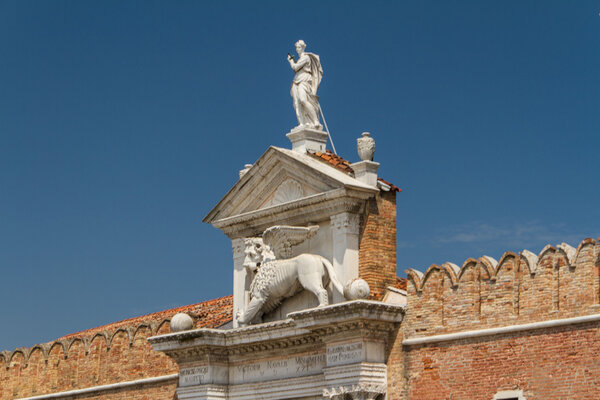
[204,146,378,327]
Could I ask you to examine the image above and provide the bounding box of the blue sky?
[1,1,599,350]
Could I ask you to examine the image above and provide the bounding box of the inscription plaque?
[231,353,325,384]
[326,342,364,366]
[180,366,209,386]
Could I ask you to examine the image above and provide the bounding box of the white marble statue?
[287,40,323,130]
[237,225,344,326]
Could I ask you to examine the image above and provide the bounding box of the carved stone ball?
[344,278,370,300]
[170,313,194,332]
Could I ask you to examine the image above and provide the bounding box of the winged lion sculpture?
[237,225,346,327]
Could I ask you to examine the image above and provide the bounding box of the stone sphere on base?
[344,278,371,300]
[170,313,194,332]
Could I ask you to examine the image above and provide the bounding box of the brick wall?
[0,296,232,400]
[404,322,600,400]
[359,190,397,300]
[396,238,600,400]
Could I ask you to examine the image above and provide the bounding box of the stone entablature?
[149,300,404,400]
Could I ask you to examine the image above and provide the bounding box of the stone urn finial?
[357,132,375,161]
[239,164,253,179]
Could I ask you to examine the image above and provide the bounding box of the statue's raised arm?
[288,40,323,130]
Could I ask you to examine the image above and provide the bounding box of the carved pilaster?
[331,212,360,234]
[232,238,247,328]
[330,212,360,303]
[324,384,386,400]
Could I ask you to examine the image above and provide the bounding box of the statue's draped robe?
[290,52,323,127]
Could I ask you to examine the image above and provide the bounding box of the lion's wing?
[262,225,319,259]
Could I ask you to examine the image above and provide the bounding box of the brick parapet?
[404,238,600,338]
[0,296,232,400]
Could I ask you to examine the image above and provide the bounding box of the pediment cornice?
[213,188,372,238]
[204,147,378,238]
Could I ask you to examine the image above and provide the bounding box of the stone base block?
[350,160,379,187]
[286,127,328,153]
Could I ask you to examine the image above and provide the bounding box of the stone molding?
[323,362,387,384]
[324,383,386,400]
[403,312,600,346]
[177,384,228,400]
[214,188,373,238]
[289,300,403,326]
[493,389,526,400]
[14,373,179,400]
[330,212,360,234]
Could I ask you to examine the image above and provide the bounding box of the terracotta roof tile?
[308,150,401,192]
[377,177,401,193]
[61,295,233,339]
[309,150,354,175]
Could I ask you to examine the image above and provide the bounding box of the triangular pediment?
[203,146,377,227]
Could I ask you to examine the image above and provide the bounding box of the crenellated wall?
[398,238,600,400]
[0,296,232,400]
[404,238,600,338]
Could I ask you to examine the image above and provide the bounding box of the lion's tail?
[321,257,344,296]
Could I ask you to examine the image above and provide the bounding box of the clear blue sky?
[1,1,599,350]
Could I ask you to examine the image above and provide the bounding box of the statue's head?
[242,238,275,272]
[295,40,306,55]
[243,238,263,273]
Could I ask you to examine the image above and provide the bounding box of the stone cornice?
[402,312,600,346]
[150,319,301,348]
[149,301,404,362]
[289,300,405,328]
[212,188,374,238]
[14,374,179,400]
[290,301,404,342]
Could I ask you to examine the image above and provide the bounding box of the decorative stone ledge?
[15,374,179,400]
[289,300,404,328]
[148,301,404,400]
[402,313,600,346]
[212,188,374,238]
[324,383,386,400]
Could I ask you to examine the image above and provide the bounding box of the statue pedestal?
[286,127,328,153]
[149,301,404,400]
[350,161,380,187]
